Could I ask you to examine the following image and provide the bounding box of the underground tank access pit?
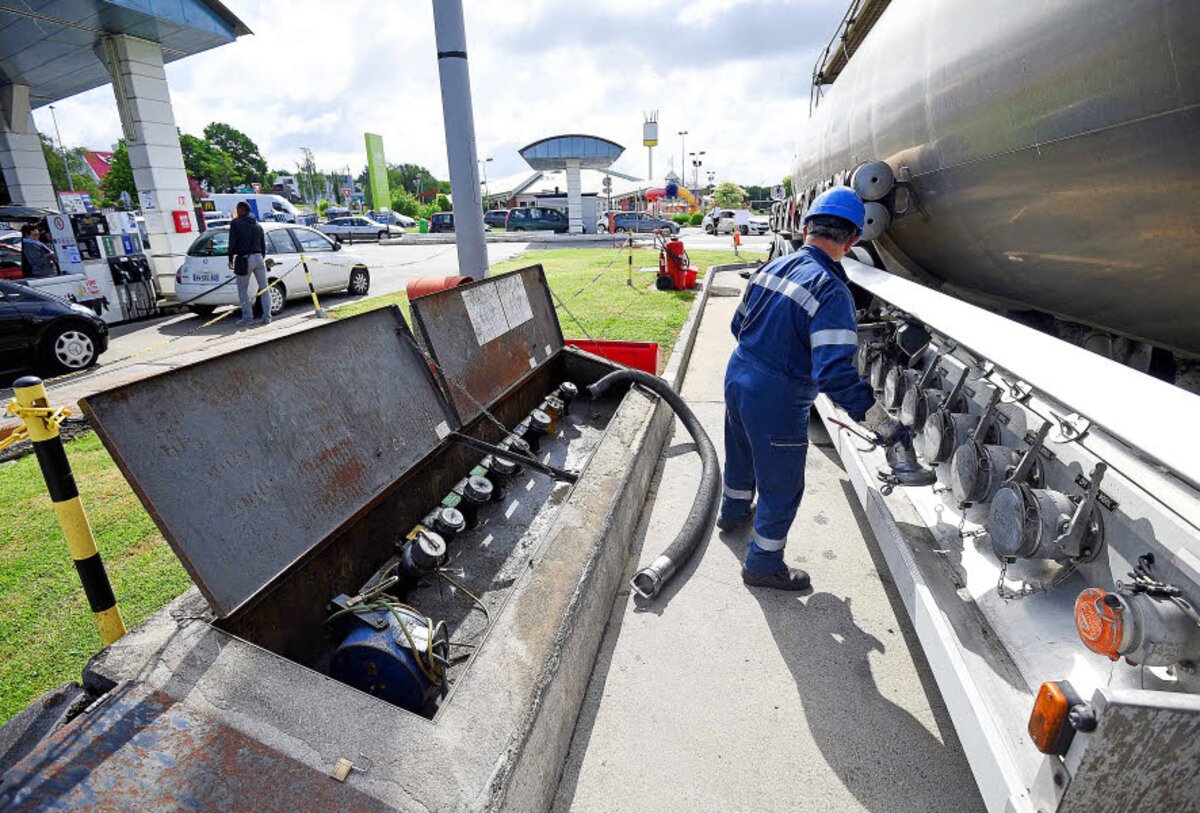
[78,265,644,722]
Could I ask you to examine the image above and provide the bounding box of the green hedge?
[689,212,704,226]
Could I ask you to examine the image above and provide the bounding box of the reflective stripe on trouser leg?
[723,484,754,500]
[751,531,786,551]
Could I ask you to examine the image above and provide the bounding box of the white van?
[204,193,299,224]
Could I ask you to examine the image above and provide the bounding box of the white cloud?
[32,0,842,185]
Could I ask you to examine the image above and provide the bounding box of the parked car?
[368,211,417,229]
[426,213,492,233]
[484,209,510,229]
[175,223,371,318]
[705,208,765,236]
[0,229,22,250]
[0,279,109,374]
[0,245,23,280]
[506,206,568,233]
[747,214,770,235]
[429,212,454,233]
[317,216,404,243]
[597,211,679,234]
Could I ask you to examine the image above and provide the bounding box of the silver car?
[317,216,403,243]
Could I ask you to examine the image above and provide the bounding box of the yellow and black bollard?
[11,377,126,645]
[626,234,633,287]
[301,254,327,318]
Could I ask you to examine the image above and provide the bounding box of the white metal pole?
[433,0,489,278]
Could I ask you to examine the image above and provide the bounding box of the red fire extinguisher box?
[565,339,662,374]
[172,210,192,232]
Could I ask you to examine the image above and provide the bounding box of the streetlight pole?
[48,105,70,193]
[691,150,706,188]
[478,156,492,206]
[677,130,687,181]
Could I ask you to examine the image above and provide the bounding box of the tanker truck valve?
[823,417,935,494]
[877,432,938,495]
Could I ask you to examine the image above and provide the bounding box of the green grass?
[335,247,762,366]
[0,245,761,727]
[0,433,191,724]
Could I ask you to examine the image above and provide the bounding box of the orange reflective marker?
[1028,680,1082,755]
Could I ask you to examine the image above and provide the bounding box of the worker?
[719,186,904,590]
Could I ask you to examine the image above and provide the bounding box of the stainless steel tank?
[792,0,1200,358]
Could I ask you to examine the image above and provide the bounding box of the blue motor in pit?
[328,594,447,713]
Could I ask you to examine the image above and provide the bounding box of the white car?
[706,208,768,236]
[175,223,371,318]
[317,216,404,243]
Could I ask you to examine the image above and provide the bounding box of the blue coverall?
[722,245,875,574]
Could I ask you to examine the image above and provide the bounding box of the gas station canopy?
[519,135,624,171]
[0,0,250,106]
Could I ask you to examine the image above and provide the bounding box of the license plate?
[193,272,220,283]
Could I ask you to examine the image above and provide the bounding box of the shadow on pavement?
[714,496,985,813]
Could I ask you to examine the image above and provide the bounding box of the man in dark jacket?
[228,202,270,326]
[21,224,57,278]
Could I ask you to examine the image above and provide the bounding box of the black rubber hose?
[587,368,720,599]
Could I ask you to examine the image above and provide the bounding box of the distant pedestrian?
[228,201,270,326]
[21,224,56,278]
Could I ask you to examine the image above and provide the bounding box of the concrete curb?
[661,260,762,393]
[380,233,630,247]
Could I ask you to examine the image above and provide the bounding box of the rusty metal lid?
[409,265,563,424]
[80,307,458,617]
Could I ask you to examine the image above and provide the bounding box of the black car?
[0,280,109,376]
[429,212,454,233]
[484,209,510,229]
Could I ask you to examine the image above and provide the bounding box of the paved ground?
[552,272,985,813]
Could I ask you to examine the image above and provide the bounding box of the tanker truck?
[771,1,1200,810]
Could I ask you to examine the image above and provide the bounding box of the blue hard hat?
[803,186,866,231]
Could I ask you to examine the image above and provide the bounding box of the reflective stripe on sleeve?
[752,273,819,316]
[723,484,754,500]
[810,328,859,348]
[752,531,786,552]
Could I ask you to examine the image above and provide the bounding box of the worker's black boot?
[741,566,811,592]
[716,503,755,531]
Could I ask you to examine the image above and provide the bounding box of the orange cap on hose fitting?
[1075,587,1123,660]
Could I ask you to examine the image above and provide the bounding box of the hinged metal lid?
[80,308,459,617]
[409,265,563,423]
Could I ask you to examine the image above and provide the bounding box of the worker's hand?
[862,402,907,447]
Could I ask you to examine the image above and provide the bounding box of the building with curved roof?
[519,134,624,233]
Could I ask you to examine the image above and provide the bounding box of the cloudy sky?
[33,0,844,186]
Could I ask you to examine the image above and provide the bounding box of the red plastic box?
[565,339,662,374]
